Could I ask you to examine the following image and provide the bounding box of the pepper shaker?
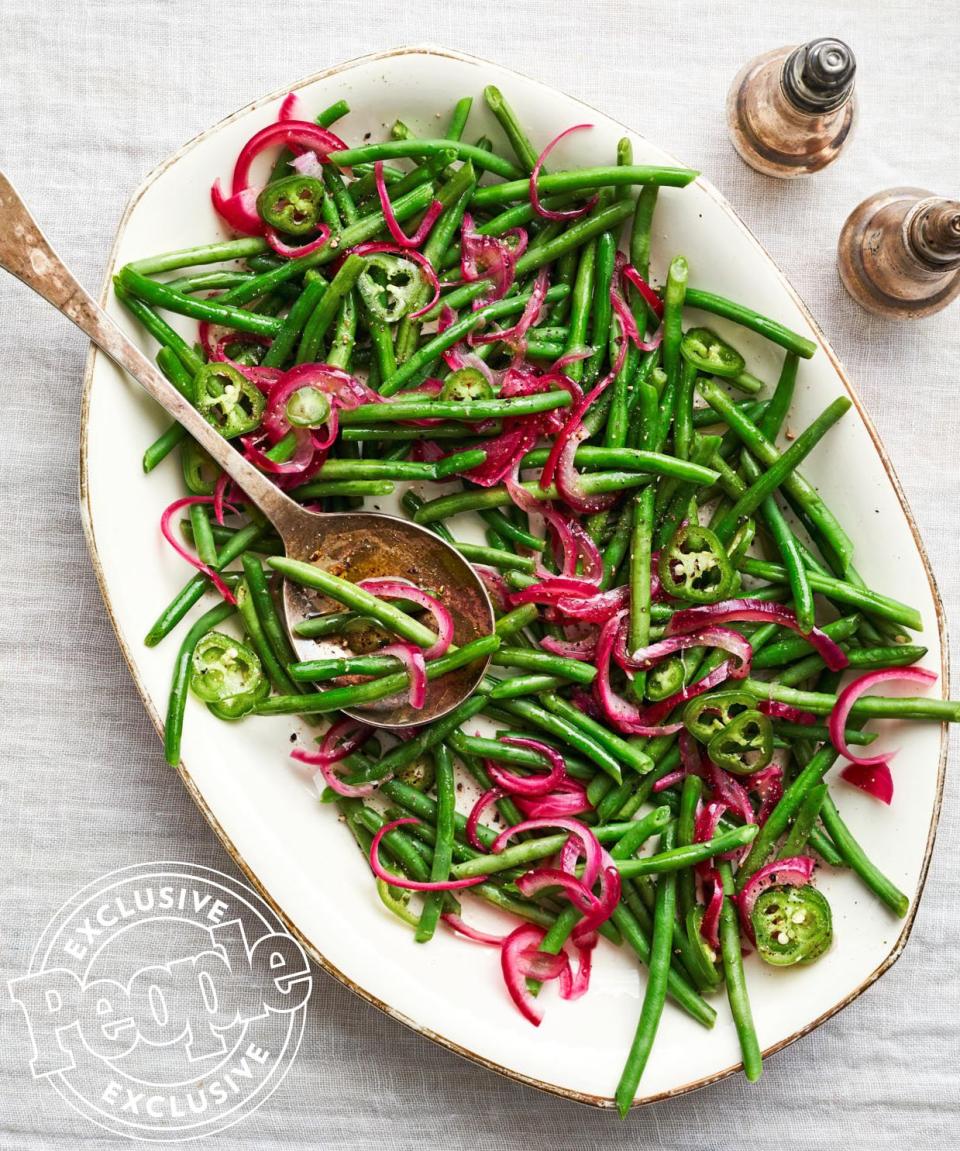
[838,189,960,318]
[726,38,857,178]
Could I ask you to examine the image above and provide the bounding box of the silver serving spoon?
[0,172,494,726]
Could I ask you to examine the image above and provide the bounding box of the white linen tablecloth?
[1,1,958,1146]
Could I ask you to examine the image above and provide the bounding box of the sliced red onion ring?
[500,924,570,1025]
[840,761,895,805]
[441,913,504,946]
[466,787,505,849]
[652,770,686,793]
[484,737,566,797]
[513,780,592,819]
[375,161,443,248]
[705,761,755,827]
[265,224,331,259]
[468,267,549,351]
[160,496,238,603]
[828,666,938,767]
[595,610,689,736]
[508,577,603,608]
[679,730,705,777]
[700,869,724,950]
[749,764,784,825]
[356,579,453,659]
[615,625,753,676]
[210,182,263,235]
[737,855,816,941]
[515,868,597,912]
[758,700,817,725]
[370,818,488,891]
[296,724,378,799]
[460,212,527,308]
[243,428,318,477]
[667,599,849,672]
[491,817,601,890]
[475,566,510,610]
[550,585,631,624]
[622,264,665,319]
[541,632,599,660]
[530,124,599,221]
[379,643,427,709]
[536,513,603,587]
[278,92,302,121]
[465,424,541,488]
[232,119,348,195]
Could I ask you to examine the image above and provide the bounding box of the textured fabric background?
[1,1,958,1147]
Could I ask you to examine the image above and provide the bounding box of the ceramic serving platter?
[80,45,948,1107]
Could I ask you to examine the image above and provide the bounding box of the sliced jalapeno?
[286,386,332,429]
[680,326,745,379]
[658,522,737,603]
[752,885,832,967]
[190,632,264,704]
[685,906,723,989]
[683,690,758,743]
[256,175,326,236]
[207,675,270,720]
[707,708,773,775]
[194,363,265,439]
[645,656,686,701]
[357,253,425,323]
[441,367,494,403]
[397,754,436,792]
[180,439,221,495]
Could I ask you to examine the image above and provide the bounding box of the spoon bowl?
[0,171,494,729]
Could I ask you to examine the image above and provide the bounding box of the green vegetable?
[257,175,326,235]
[752,885,833,966]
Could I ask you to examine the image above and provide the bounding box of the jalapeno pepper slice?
[680,326,746,379]
[645,655,686,701]
[397,754,436,792]
[180,439,221,495]
[441,367,494,403]
[706,708,773,775]
[752,884,832,967]
[256,175,326,237]
[683,690,758,743]
[685,907,723,989]
[285,386,332,429]
[357,253,425,323]
[658,522,737,603]
[190,632,264,704]
[194,363,265,439]
[207,674,270,720]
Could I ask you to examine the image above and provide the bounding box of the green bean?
[584,229,617,385]
[758,352,799,440]
[472,164,697,209]
[538,692,653,775]
[492,647,596,684]
[713,397,851,543]
[820,792,909,916]
[563,240,597,382]
[415,745,456,943]
[233,577,297,696]
[346,390,573,424]
[780,783,827,859]
[686,288,816,359]
[495,697,623,783]
[662,256,689,390]
[521,445,718,485]
[292,479,394,498]
[128,238,268,277]
[164,600,236,765]
[745,679,957,721]
[480,508,545,552]
[187,504,217,569]
[423,199,635,318]
[773,721,877,746]
[751,615,861,667]
[114,283,205,375]
[717,861,762,1082]
[413,471,650,523]
[255,634,499,716]
[117,267,282,337]
[615,825,678,1115]
[483,85,540,172]
[698,380,854,573]
[143,421,188,473]
[494,604,540,638]
[294,254,364,363]
[239,554,296,667]
[379,284,569,396]
[267,557,439,647]
[676,775,703,924]
[142,348,196,472]
[615,825,757,876]
[738,557,922,631]
[330,138,523,180]
[145,523,267,647]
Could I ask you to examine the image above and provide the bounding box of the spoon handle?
[0,170,302,534]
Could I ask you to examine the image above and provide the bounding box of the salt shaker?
[727,38,857,178]
[838,189,960,318]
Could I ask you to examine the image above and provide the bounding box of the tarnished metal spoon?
[0,172,494,726]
